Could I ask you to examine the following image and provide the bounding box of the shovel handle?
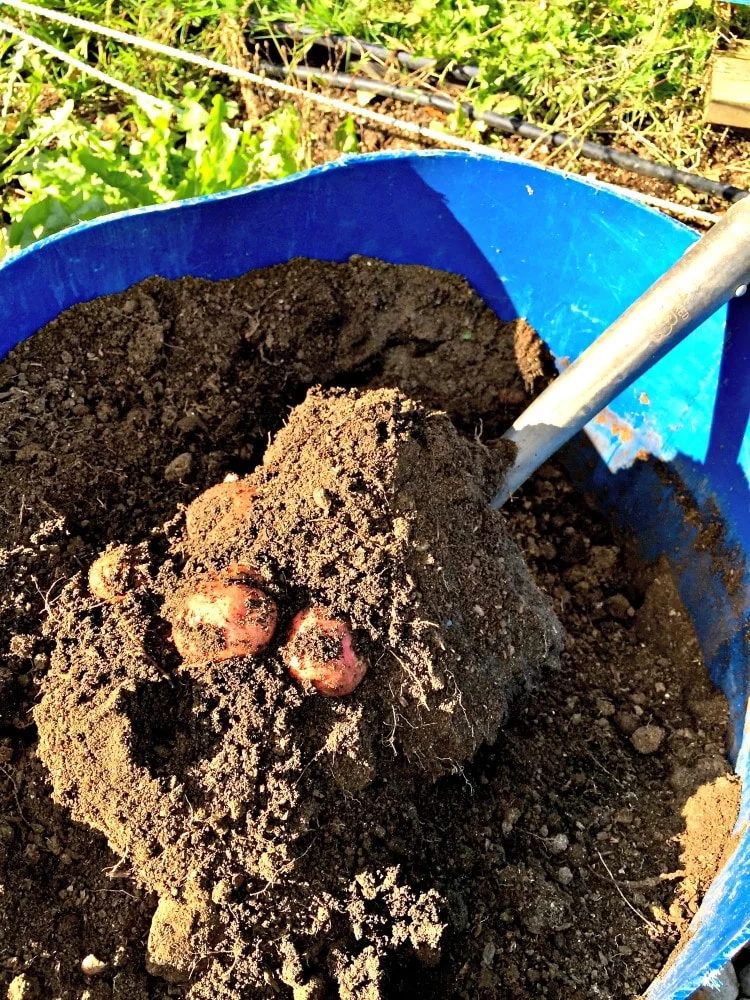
[492,195,750,508]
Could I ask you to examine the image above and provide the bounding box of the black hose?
[250,24,747,203]
[249,20,479,83]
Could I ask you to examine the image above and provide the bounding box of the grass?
[251,0,750,157]
[1,0,749,254]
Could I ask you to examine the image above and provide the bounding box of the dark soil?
[36,383,563,994]
[0,258,740,1000]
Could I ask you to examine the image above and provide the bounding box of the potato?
[89,545,147,604]
[185,477,257,542]
[171,566,277,664]
[283,608,367,697]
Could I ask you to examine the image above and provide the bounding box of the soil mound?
[35,385,562,991]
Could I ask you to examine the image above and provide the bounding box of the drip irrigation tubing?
[250,21,748,204]
[249,19,479,83]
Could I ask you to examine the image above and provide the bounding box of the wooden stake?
[706,40,750,128]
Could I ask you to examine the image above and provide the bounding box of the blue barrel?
[1,151,748,998]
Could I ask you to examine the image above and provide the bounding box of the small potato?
[171,567,277,664]
[185,478,256,542]
[283,608,367,697]
[89,546,147,604]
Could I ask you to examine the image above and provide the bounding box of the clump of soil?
[36,384,563,990]
[0,257,741,1000]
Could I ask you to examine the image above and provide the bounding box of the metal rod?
[492,195,750,507]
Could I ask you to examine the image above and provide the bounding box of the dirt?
[35,382,564,994]
[0,257,741,1000]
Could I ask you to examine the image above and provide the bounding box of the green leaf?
[492,94,522,114]
[75,150,156,205]
[3,92,305,253]
[334,117,359,154]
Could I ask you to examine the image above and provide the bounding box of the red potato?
[172,567,278,664]
[185,477,257,542]
[283,608,368,697]
[89,546,147,604]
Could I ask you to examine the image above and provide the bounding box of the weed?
[2,88,303,251]
[250,0,742,161]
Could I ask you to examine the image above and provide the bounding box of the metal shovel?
[492,195,750,508]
